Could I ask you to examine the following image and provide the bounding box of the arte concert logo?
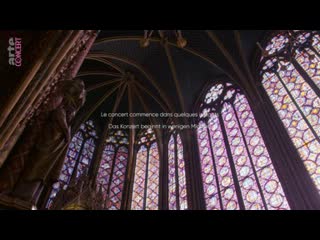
[8,37,22,67]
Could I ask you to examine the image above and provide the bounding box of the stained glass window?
[197,82,290,210]
[131,128,160,210]
[260,30,320,192]
[96,130,129,210]
[46,120,98,209]
[168,131,188,210]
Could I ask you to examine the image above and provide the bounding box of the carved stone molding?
[29,30,98,123]
[0,30,98,168]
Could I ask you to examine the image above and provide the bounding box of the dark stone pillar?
[160,130,169,210]
[181,125,206,210]
[249,87,320,209]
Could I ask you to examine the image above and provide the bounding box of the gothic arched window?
[260,30,320,192]
[46,120,98,208]
[197,82,289,210]
[131,128,160,210]
[96,130,129,210]
[168,131,188,210]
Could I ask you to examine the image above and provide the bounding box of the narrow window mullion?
[174,134,181,210]
[69,136,87,184]
[105,145,118,205]
[218,114,246,210]
[231,104,269,210]
[274,71,320,142]
[310,45,320,58]
[291,58,320,97]
[143,146,151,210]
[206,124,224,210]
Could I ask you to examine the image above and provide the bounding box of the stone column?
[181,125,206,210]
[248,87,320,209]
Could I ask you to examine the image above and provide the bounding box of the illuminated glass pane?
[296,49,320,89]
[76,138,95,177]
[168,134,177,210]
[46,121,97,209]
[131,145,148,210]
[205,84,224,104]
[222,103,264,209]
[265,34,289,55]
[132,128,159,210]
[146,142,160,210]
[198,82,290,210]
[177,134,188,210]
[261,31,320,194]
[59,131,83,184]
[233,94,289,210]
[197,121,221,210]
[262,63,320,192]
[108,146,128,210]
[168,133,188,210]
[207,114,239,210]
[96,130,129,210]
[312,34,320,54]
[96,144,115,200]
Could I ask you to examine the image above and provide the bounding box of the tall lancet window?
[197,82,289,210]
[260,30,320,192]
[131,128,160,210]
[96,130,129,210]
[168,130,188,210]
[46,120,98,209]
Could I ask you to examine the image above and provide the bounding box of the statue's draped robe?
[0,107,69,196]
[18,109,69,182]
[0,80,85,202]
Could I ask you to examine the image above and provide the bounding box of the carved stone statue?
[0,79,85,204]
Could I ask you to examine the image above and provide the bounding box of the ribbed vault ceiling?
[75,30,269,131]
